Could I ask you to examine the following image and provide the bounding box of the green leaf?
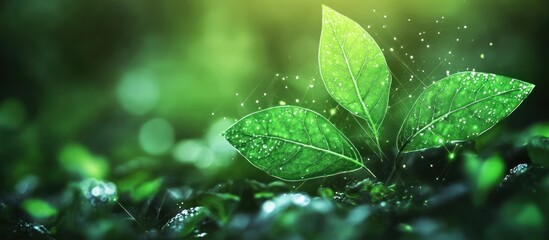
[132,178,163,202]
[319,5,391,143]
[22,199,58,219]
[463,153,505,205]
[222,106,371,181]
[162,206,208,236]
[476,154,505,193]
[58,143,109,179]
[398,72,534,152]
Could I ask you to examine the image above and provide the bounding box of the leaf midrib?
[241,132,364,169]
[326,14,379,137]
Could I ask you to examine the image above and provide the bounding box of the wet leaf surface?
[399,72,534,152]
[223,106,368,180]
[319,5,391,146]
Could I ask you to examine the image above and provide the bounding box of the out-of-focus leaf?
[527,136,549,167]
[464,153,505,205]
[132,178,163,202]
[21,199,58,219]
[58,143,108,179]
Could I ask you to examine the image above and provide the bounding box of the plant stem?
[386,139,410,185]
[360,163,377,179]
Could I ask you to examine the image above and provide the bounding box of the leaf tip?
[220,127,231,139]
[321,4,336,15]
[526,82,536,92]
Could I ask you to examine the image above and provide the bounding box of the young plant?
[222,5,534,181]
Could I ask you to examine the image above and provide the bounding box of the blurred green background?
[0,0,547,195]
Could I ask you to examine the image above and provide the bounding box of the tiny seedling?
[222,5,534,181]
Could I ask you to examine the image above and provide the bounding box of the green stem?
[361,164,377,179]
[386,139,410,185]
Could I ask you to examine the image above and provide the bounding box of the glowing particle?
[449,153,455,160]
[480,53,485,59]
[262,201,276,213]
[279,101,286,106]
[91,186,102,197]
[329,108,337,116]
